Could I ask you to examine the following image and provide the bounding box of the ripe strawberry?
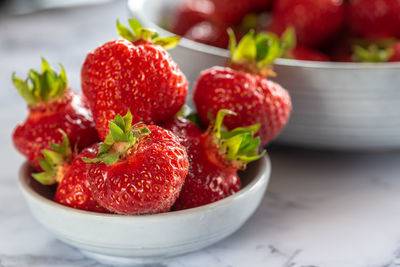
[81,19,188,140]
[347,0,400,39]
[184,21,229,49]
[210,0,254,25]
[171,0,214,36]
[279,27,330,61]
[32,131,108,213]
[84,111,189,215]
[194,30,291,146]
[164,110,264,210]
[268,0,345,47]
[12,59,99,170]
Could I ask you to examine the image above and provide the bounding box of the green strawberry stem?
[352,44,394,62]
[349,38,397,62]
[83,111,150,166]
[12,58,68,107]
[117,19,180,50]
[209,109,265,170]
[32,130,73,185]
[279,27,297,59]
[227,28,282,77]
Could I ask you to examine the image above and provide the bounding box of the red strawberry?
[171,0,214,36]
[268,0,345,47]
[210,0,254,25]
[81,19,188,140]
[32,132,108,213]
[347,0,400,39]
[194,31,291,146]
[12,59,99,170]
[184,21,229,49]
[164,110,264,210]
[84,111,189,215]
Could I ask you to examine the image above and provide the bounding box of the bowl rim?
[18,154,271,220]
[127,0,400,70]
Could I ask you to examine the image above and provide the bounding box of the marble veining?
[1,1,400,267]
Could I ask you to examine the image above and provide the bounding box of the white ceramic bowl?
[18,155,271,265]
[128,0,400,150]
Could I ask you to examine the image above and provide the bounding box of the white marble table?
[1,2,400,266]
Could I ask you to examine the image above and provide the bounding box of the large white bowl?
[18,155,271,265]
[129,0,400,150]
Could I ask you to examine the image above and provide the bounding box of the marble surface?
[1,1,400,266]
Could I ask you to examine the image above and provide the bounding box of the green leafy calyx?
[228,28,282,77]
[279,26,297,59]
[116,19,180,50]
[352,44,394,63]
[32,130,72,185]
[12,58,68,107]
[209,109,265,170]
[83,111,150,166]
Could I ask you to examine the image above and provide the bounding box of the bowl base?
[81,250,171,265]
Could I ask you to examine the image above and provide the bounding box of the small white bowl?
[18,155,271,265]
[129,0,400,150]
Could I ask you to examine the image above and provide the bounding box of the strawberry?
[12,59,99,170]
[194,30,291,146]
[84,111,189,215]
[184,21,230,49]
[347,0,400,39]
[171,0,214,36]
[81,19,188,140]
[268,0,345,47]
[279,27,330,61]
[164,110,264,210]
[32,131,108,213]
[210,0,254,25]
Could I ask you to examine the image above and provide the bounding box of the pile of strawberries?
[171,0,400,62]
[12,20,291,215]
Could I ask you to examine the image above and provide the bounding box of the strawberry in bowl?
[12,59,99,171]
[164,109,265,210]
[81,19,188,140]
[193,30,292,146]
